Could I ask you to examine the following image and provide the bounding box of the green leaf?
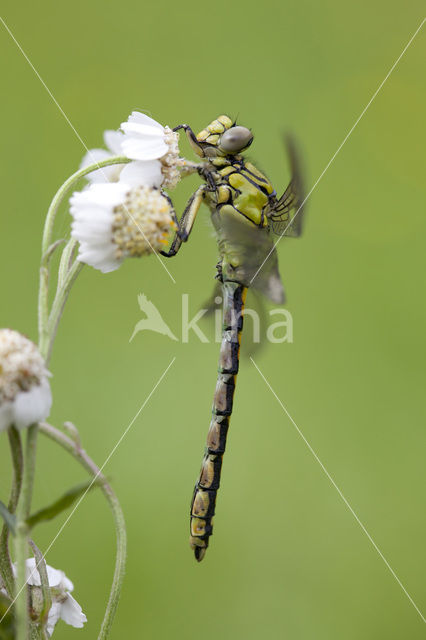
[0,501,16,536]
[26,479,100,529]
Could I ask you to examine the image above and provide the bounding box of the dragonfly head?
[191,115,254,158]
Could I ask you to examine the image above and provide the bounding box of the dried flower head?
[0,329,52,431]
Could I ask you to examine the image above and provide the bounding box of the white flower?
[80,130,126,183]
[0,330,52,432]
[4,558,87,637]
[70,181,176,273]
[120,111,181,188]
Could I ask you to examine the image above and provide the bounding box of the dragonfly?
[161,115,305,561]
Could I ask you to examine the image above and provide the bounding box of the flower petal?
[121,122,165,138]
[60,594,87,629]
[61,575,74,592]
[0,402,13,432]
[79,149,114,183]
[121,137,168,161]
[80,148,111,168]
[70,182,128,208]
[103,129,125,155]
[47,602,62,636]
[77,248,122,273]
[24,558,40,586]
[45,564,67,589]
[119,160,163,188]
[126,111,163,129]
[23,559,64,588]
[13,379,52,430]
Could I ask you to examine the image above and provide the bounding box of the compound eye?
[220,126,253,153]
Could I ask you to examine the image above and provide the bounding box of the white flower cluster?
[71,111,181,273]
[0,329,52,432]
[0,558,86,637]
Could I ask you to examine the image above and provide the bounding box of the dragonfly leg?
[161,185,207,258]
[173,123,204,157]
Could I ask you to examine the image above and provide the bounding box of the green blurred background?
[1,1,425,638]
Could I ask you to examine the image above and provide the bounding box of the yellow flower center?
[112,186,175,259]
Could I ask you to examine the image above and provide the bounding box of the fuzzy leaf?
[0,501,16,535]
[26,480,100,529]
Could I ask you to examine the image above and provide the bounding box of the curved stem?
[0,427,23,597]
[38,422,127,640]
[38,155,131,349]
[41,156,131,259]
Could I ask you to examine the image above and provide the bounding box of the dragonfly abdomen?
[190,281,247,561]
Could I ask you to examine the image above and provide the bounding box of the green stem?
[41,155,131,259]
[42,258,84,365]
[29,622,46,639]
[14,498,29,640]
[14,424,39,640]
[57,239,78,291]
[28,539,52,628]
[38,155,131,350]
[39,422,127,640]
[0,427,23,597]
[22,425,38,519]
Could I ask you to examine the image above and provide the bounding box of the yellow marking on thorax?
[217,185,231,203]
[219,165,235,177]
[243,162,274,195]
[211,157,230,167]
[228,172,269,226]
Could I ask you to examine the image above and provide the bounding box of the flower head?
[80,130,126,183]
[0,558,87,637]
[0,330,52,432]
[120,111,181,189]
[70,182,175,273]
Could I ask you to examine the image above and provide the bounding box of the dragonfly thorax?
[204,156,275,228]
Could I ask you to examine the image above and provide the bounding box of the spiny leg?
[173,124,217,190]
[161,185,206,258]
[173,123,203,156]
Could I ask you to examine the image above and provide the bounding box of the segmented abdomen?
[190,280,247,561]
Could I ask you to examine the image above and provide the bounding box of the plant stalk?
[39,422,127,640]
[0,427,23,597]
[38,155,131,351]
[14,424,39,640]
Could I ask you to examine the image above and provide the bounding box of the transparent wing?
[214,213,285,304]
[269,135,305,237]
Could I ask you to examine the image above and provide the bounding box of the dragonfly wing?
[250,246,285,304]
[202,281,222,316]
[216,212,286,303]
[269,134,305,237]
